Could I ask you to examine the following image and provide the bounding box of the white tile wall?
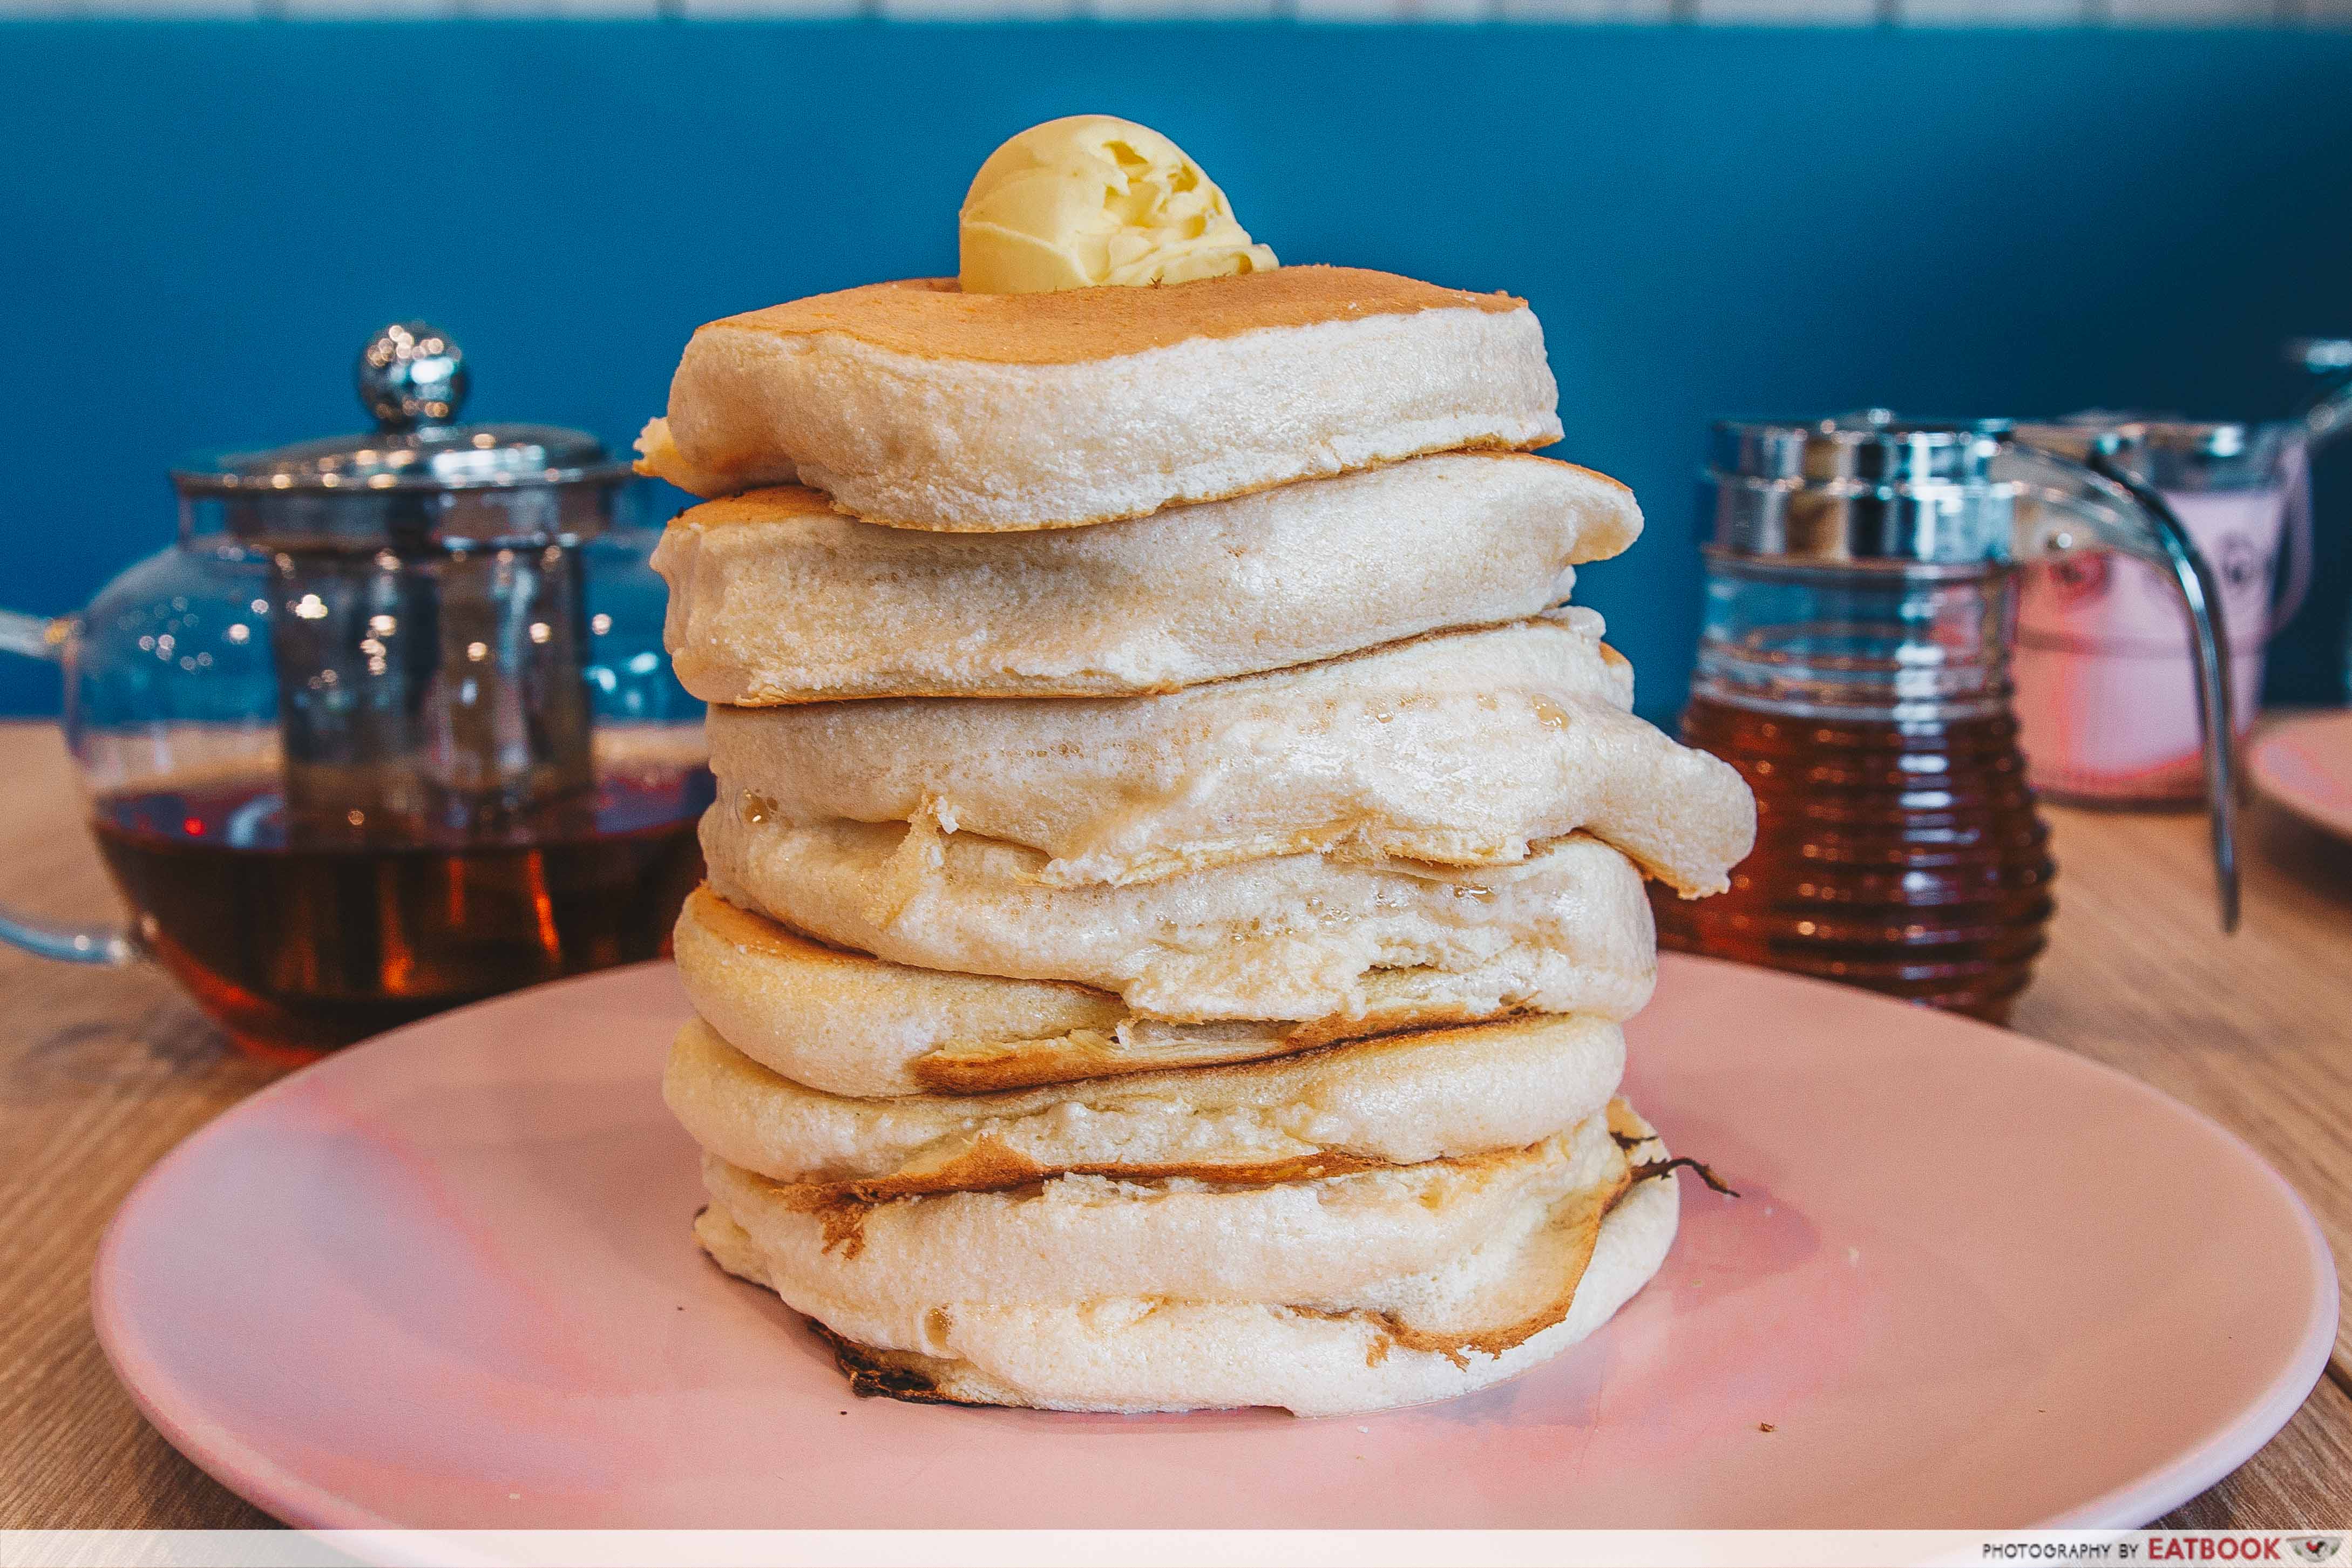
[1897,0,2089,22]
[1292,0,1494,18]
[2,0,2331,21]
[470,0,662,16]
[878,0,1073,16]
[276,0,453,16]
[2102,0,2279,18]
[1082,0,1279,17]
[56,0,262,14]
[674,0,862,16]
[1499,0,1678,20]
[1692,0,1879,21]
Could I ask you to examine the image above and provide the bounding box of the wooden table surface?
[2,719,2349,1531]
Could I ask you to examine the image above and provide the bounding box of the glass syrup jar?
[0,323,710,1060]
[1652,412,2240,1024]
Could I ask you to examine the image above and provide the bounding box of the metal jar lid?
[1706,411,2022,566]
[2011,412,2294,494]
[170,322,636,552]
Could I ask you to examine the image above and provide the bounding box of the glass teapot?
[0,324,710,1060]
[1652,412,2237,1024]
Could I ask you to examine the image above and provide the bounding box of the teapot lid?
[171,322,632,498]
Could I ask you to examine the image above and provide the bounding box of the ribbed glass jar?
[1651,555,2056,1024]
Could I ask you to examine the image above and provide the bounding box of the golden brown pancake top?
[695,266,1529,367]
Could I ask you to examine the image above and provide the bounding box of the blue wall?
[3,21,2349,723]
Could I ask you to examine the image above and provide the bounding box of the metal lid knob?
[171,321,633,528]
[357,322,469,431]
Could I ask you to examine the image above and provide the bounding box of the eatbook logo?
[2127,1536,2350,1563]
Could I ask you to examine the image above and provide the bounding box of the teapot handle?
[0,610,138,966]
[1996,444,2242,934]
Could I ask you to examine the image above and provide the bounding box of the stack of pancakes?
[645,264,1756,1417]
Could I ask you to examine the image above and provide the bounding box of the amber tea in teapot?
[91,761,709,1061]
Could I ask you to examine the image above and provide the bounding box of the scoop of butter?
[959,116,1278,295]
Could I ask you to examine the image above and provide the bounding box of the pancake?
[692,1104,1677,1416]
[706,610,1756,898]
[636,266,1562,530]
[698,1108,1622,1306]
[675,885,1582,1098]
[650,453,1638,706]
[663,1010,1626,1199]
[699,811,1657,1026]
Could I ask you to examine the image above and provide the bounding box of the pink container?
[2012,419,2314,805]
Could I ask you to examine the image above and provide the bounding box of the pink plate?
[2252,709,2352,844]
[93,954,2334,1531]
